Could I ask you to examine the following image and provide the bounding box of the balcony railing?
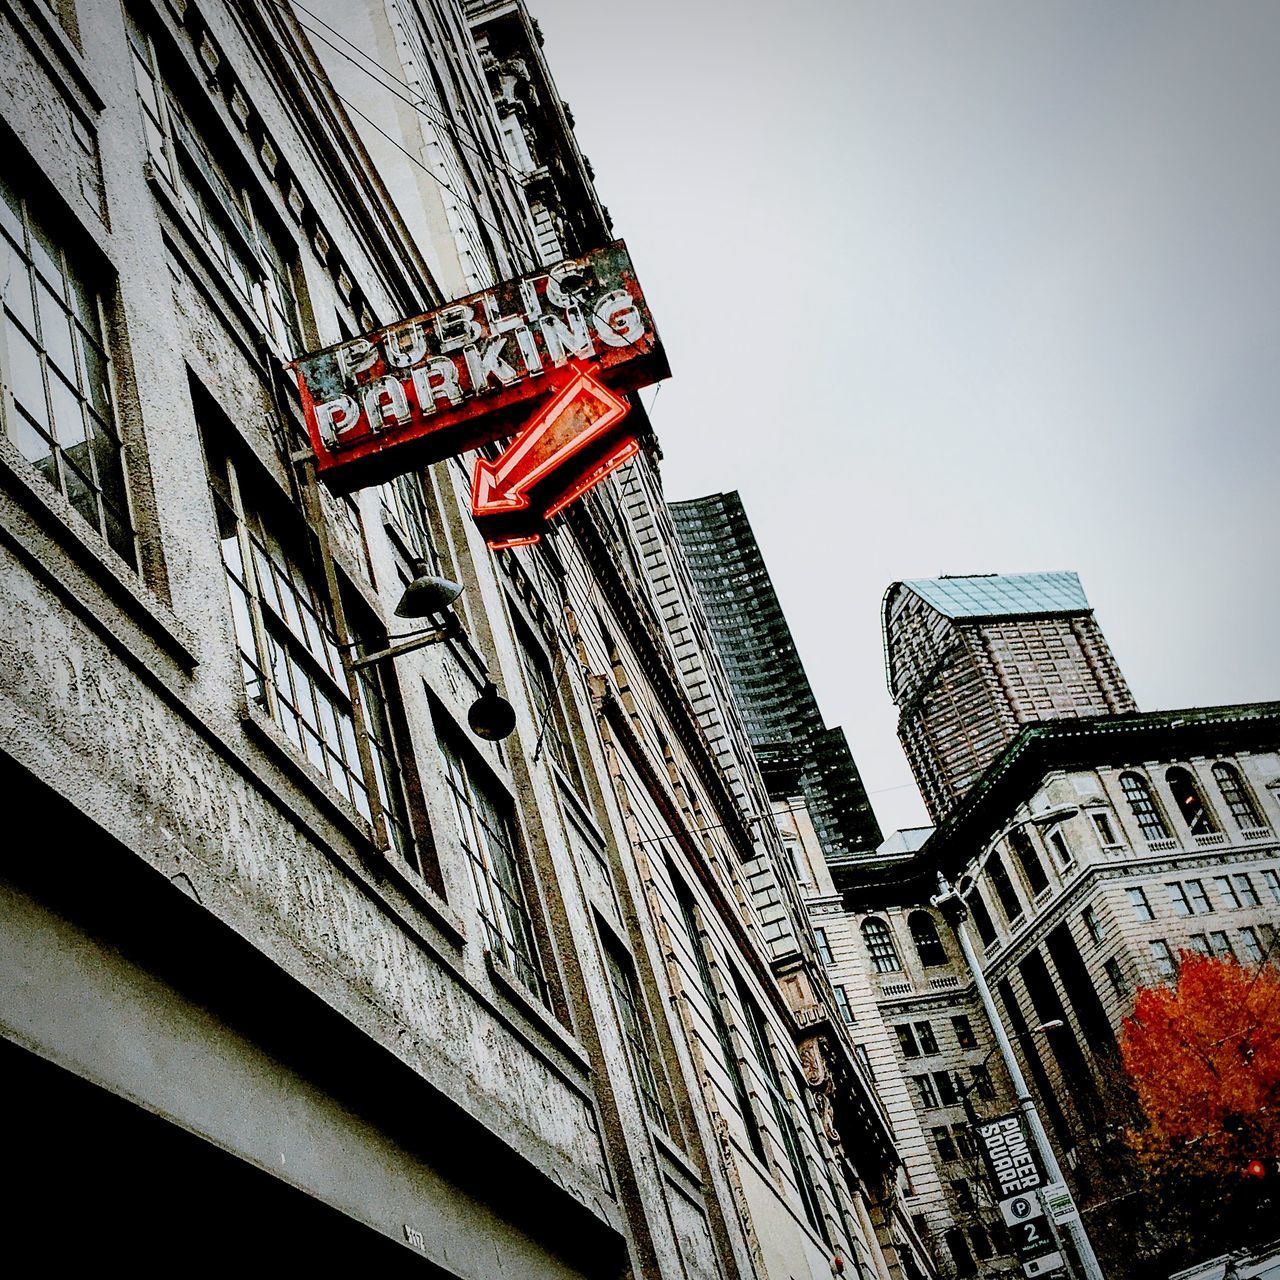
[1241,826,1274,842]
[1194,832,1228,848]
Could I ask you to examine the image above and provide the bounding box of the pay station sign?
[293,241,667,498]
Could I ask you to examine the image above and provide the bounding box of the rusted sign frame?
[293,241,667,496]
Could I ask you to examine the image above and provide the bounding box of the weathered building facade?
[0,2,921,1277]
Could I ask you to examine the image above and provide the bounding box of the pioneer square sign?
[293,242,668,522]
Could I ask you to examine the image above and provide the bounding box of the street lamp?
[957,1020,1063,1123]
[345,561,516,742]
[932,870,1107,1280]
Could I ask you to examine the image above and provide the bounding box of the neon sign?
[293,242,667,509]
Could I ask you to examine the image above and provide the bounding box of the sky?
[531,0,1280,836]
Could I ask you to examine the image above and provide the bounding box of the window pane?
[0,184,134,563]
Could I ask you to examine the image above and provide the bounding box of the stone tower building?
[882,572,1136,822]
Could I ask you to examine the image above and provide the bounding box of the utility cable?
[272,0,537,274]
[336,91,535,276]
[288,0,531,190]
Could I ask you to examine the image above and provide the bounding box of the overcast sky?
[532,0,1280,836]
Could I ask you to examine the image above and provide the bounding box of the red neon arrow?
[470,369,629,517]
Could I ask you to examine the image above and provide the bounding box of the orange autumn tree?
[1120,951,1280,1197]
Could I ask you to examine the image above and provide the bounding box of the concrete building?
[835,704,1280,1276]
[883,573,1136,823]
[830,570,1280,1277]
[0,2,922,1277]
[670,490,881,857]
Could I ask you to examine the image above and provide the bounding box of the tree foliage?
[1116,953,1280,1269]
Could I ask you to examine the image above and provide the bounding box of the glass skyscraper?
[669,491,882,857]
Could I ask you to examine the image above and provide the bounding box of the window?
[862,918,901,973]
[1166,882,1193,917]
[1208,931,1235,960]
[987,853,1022,922]
[954,1125,975,1159]
[854,1043,875,1079]
[379,471,442,573]
[211,453,417,858]
[1187,933,1211,956]
[1127,887,1155,921]
[968,893,997,947]
[970,1065,995,1100]
[671,874,766,1161]
[0,175,135,563]
[1149,939,1177,980]
[950,1178,975,1213]
[913,1074,938,1108]
[128,19,302,358]
[1082,904,1105,944]
[1183,884,1214,918]
[440,735,546,1001]
[1048,830,1073,869]
[896,1024,920,1058]
[832,983,856,1025]
[1009,829,1049,895]
[1120,772,1171,841]
[951,1015,977,1050]
[735,976,828,1240]
[516,625,581,790]
[933,1125,957,1163]
[1212,762,1264,830]
[1216,873,1261,910]
[1264,870,1280,905]
[1166,767,1217,835]
[1240,927,1265,964]
[969,1226,994,1261]
[1104,958,1128,995]
[603,936,668,1132]
[945,1228,976,1278]
[813,925,835,966]
[909,911,948,967]
[1091,811,1121,847]
[1234,873,1261,907]
[933,1071,959,1106]
[914,1021,939,1055]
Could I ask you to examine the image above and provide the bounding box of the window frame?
[127,17,304,360]
[601,930,669,1133]
[212,450,420,863]
[0,174,137,565]
[1211,762,1265,831]
[862,917,901,974]
[1120,772,1171,842]
[439,730,548,1003]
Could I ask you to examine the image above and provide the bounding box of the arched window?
[1119,772,1171,842]
[862,918,902,974]
[1165,767,1217,835]
[1212,762,1264,831]
[909,911,948,967]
